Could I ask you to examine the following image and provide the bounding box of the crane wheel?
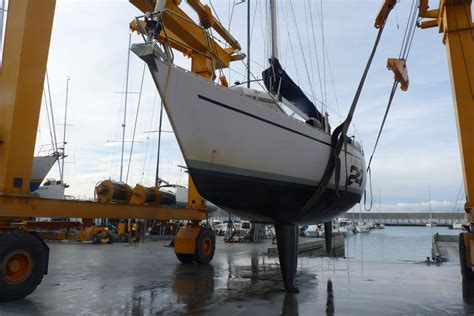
[0,231,48,301]
[459,233,474,280]
[194,228,215,264]
[176,253,194,263]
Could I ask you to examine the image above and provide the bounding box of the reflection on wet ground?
[1,227,474,315]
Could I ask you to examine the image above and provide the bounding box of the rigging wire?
[288,0,318,111]
[45,71,62,178]
[141,92,158,184]
[307,0,325,110]
[303,0,315,99]
[258,0,267,67]
[250,0,259,45]
[453,182,464,214]
[363,1,420,211]
[280,1,302,94]
[296,3,396,219]
[42,90,55,154]
[125,63,147,183]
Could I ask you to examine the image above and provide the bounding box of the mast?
[120,34,132,182]
[154,102,164,187]
[246,0,251,88]
[428,185,432,222]
[378,188,382,224]
[61,77,70,183]
[269,0,278,59]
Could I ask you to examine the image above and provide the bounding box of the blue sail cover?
[262,57,323,123]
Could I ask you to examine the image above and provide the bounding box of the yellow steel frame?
[419,0,474,219]
[130,0,245,80]
[0,0,207,225]
[0,194,206,221]
[0,0,56,194]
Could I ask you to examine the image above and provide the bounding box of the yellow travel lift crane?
[0,0,471,302]
[0,0,243,301]
[417,0,474,278]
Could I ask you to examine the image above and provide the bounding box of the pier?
[347,212,465,226]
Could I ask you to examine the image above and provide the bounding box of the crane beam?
[0,194,206,221]
[419,0,474,217]
[0,0,56,194]
[129,0,244,80]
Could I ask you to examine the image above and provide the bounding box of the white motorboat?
[34,178,67,199]
[336,218,355,235]
[452,222,464,230]
[305,224,323,237]
[30,154,59,192]
[355,222,370,233]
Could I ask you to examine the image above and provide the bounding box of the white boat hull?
[135,44,367,224]
[30,155,58,192]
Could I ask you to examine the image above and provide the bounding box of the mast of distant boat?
[120,34,132,183]
[60,77,70,183]
[428,185,432,223]
[378,188,382,224]
[155,102,164,187]
[246,0,251,88]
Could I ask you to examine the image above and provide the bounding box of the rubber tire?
[194,228,216,264]
[0,231,48,301]
[459,233,474,280]
[176,253,194,264]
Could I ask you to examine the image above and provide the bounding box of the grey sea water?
[345,226,459,263]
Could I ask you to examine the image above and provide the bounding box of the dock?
[349,212,464,227]
[267,235,345,256]
[431,233,459,262]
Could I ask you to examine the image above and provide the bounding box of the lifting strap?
[295,1,396,219]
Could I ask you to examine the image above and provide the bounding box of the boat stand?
[275,223,299,293]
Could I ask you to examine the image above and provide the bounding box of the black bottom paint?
[324,221,333,254]
[189,167,362,292]
[189,167,362,225]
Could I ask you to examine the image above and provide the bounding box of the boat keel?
[275,223,299,293]
[324,221,332,254]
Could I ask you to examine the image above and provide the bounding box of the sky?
[1,0,469,212]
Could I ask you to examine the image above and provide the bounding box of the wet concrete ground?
[1,236,474,315]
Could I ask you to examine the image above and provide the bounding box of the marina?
[0,0,474,314]
[0,227,472,315]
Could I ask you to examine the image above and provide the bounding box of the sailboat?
[426,185,437,227]
[30,153,61,192]
[131,0,367,292]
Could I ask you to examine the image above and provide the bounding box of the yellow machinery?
[129,0,245,81]
[0,0,242,301]
[417,0,474,278]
